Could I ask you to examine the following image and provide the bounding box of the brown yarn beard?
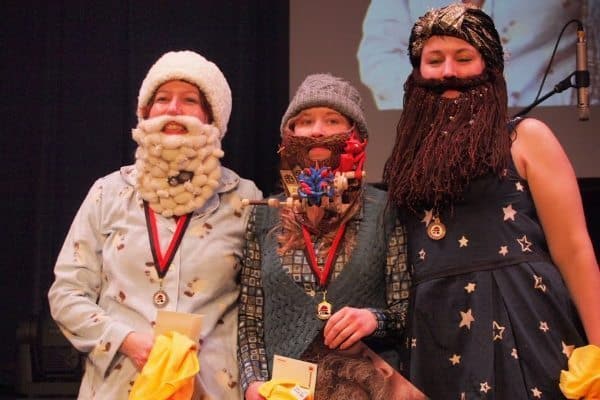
[383,68,511,210]
[280,131,351,171]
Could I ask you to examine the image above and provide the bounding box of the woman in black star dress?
[383,4,600,399]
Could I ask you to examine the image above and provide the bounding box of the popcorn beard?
[132,114,224,217]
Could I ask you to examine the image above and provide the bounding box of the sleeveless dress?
[401,162,587,399]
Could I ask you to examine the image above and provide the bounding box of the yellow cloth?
[560,344,600,399]
[259,378,309,400]
[129,331,199,400]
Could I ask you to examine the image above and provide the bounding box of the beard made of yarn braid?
[132,114,224,217]
[276,131,361,257]
[279,130,351,172]
[383,68,511,211]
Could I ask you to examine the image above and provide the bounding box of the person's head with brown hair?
[314,351,390,400]
[136,50,231,131]
[314,344,427,400]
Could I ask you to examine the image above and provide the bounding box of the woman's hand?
[245,381,266,400]
[323,306,377,350]
[119,331,155,370]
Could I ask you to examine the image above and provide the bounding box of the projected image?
[357,0,599,109]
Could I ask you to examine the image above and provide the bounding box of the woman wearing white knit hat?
[48,50,262,399]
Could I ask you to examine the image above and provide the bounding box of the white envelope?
[272,355,317,399]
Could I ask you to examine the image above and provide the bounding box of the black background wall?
[1,1,288,395]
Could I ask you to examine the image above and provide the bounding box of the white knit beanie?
[137,50,232,137]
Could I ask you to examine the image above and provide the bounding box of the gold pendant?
[153,289,169,308]
[427,217,446,240]
[317,292,332,320]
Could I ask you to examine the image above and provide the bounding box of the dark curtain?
[1,0,288,393]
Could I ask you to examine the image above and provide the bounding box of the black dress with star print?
[400,162,587,399]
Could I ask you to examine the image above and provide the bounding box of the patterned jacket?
[48,165,261,400]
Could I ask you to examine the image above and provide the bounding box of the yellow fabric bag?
[129,331,199,400]
[560,344,600,399]
[259,378,310,400]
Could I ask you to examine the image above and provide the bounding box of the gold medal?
[153,289,169,308]
[317,291,332,320]
[427,217,447,240]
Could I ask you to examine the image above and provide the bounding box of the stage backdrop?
[1,0,598,396]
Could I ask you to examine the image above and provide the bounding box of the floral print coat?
[48,165,261,399]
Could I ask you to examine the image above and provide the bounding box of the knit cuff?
[366,307,387,338]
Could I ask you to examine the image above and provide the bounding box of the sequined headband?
[408,4,504,72]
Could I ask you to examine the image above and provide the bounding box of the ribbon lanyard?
[143,202,191,278]
[301,222,346,288]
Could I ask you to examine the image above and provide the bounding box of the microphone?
[575,25,590,121]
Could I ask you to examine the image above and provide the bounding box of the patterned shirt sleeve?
[238,208,270,392]
[369,217,410,338]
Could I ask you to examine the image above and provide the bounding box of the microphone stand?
[512,72,575,118]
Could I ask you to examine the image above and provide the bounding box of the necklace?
[301,222,347,320]
[426,212,446,240]
[144,202,191,307]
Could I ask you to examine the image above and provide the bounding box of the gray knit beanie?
[280,73,368,138]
